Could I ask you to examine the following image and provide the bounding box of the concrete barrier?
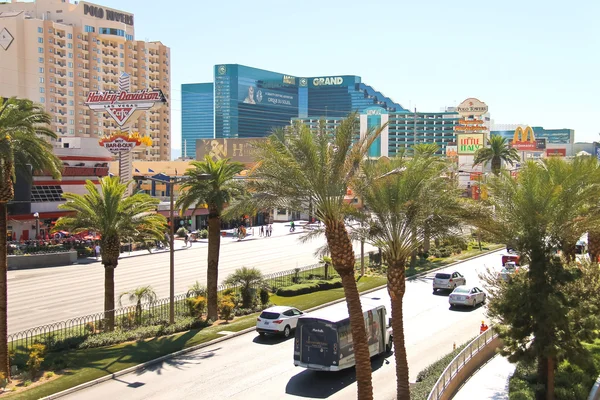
[8,251,78,270]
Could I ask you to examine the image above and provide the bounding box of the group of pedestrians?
[259,224,273,237]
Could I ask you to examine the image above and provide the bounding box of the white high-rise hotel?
[0,0,171,161]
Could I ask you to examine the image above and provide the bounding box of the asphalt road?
[8,223,377,334]
[60,250,503,400]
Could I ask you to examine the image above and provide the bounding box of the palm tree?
[0,97,62,379]
[176,156,245,322]
[223,267,265,308]
[354,150,461,399]
[470,157,600,400]
[246,115,384,400]
[472,134,520,175]
[119,285,157,325]
[54,177,166,330]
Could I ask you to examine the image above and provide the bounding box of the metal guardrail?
[8,261,338,353]
[427,326,498,400]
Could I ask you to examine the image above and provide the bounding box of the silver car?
[433,271,466,292]
[449,286,486,308]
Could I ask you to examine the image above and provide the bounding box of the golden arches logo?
[513,126,535,143]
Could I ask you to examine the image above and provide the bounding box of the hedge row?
[275,278,343,297]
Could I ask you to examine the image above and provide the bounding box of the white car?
[433,271,466,292]
[256,306,305,338]
[449,286,486,308]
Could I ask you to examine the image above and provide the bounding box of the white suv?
[256,306,305,338]
[433,271,466,292]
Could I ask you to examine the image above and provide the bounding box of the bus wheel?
[283,325,291,338]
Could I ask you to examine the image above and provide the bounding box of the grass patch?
[8,275,386,399]
[410,336,475,399]
[406,244,504,278]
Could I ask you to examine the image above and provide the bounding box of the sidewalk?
[452,354,515,400]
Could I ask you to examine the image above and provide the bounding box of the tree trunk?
[546,356,555,400]
[0,203,9,380]
[207,214,221,321]
[101,235,120,331]
[588,231,600,262]
[360,240,365,276]
[423,227,430,253]
[104,265,115,330]
[388,261,410,399]
[491,156,501,175]
[536,355,548,400]
[325,220,373,400]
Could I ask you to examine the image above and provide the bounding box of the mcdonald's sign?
[511,126,538,151]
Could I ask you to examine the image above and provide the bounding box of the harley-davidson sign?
[85,89,166,126]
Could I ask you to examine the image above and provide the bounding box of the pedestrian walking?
[94,243,101,260]
[268,224,273,237]
[260,225,264,237]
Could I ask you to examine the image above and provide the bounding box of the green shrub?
[218,295,235,321]
[186,296,207,319]
[411,337,474,399]
[26,343,45,380]
[23,380,32,387]
[44,371,55,379]
[198,229,208,239]
[259,288,270,305]
[275,278,343,297]
[176,227,188,238]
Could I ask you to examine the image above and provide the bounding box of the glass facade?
[182,83,213,158]
[183,64,409,145]
[387,112,459,156]
[490,127,574,145]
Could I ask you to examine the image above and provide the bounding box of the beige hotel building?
[0,0,171,161]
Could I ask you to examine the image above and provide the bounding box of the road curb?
[42,247,503,399]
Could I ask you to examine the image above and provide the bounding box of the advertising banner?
[238,83,297,109]
[457,98,488,117]
[546,148,566,157]
[457,133,485,155]
[510,126,543,151]
[445,145,458,158]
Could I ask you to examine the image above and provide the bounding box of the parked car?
[433,271,466,292]
[256,306,305,338]
[449,286,486,308]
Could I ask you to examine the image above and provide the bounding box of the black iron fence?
[8,261,342,353]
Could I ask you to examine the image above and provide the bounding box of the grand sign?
[85,89,166,126]
[83,4,134,26]
[457,133,485,155]
[312,77,343,86]
[457,98,488,117]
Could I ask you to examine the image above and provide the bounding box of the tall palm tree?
[473,134,520,175]
[246,115,384,400]
[176,156,245,322]
[0,97,62,379]
[470,157,600,400]
[54,177,166,330]
[119,285,157,325]
[354,150,461,399]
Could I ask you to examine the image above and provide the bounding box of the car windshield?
[259,311,280,320]
[452,287,470,294]
[435,273,451,279]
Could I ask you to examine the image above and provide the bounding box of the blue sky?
[97,0,599,157]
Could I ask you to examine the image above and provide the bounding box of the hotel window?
[38,27,43,33]
[38,37,43,43]
[68,53,73,58]
[68,100,74,106]
[39,77,44,83]
[48,28,53,33]
[38,47,44,53]
[67,33,72,39]
[39,87,45,93]
[68,72,73,77]
[39,57,44,63]
[39,67,44,73]
[40,97,45,103]
[68,81,73,87]
[48,48,53,53]
[85,26,95,33]
[68,62,73,68]
[68,43,72,49]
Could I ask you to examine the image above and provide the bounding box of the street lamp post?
[33,212,39,242]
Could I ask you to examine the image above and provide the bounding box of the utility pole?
[169,176,175,324]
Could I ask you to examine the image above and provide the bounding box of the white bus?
[293,296,393,371]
